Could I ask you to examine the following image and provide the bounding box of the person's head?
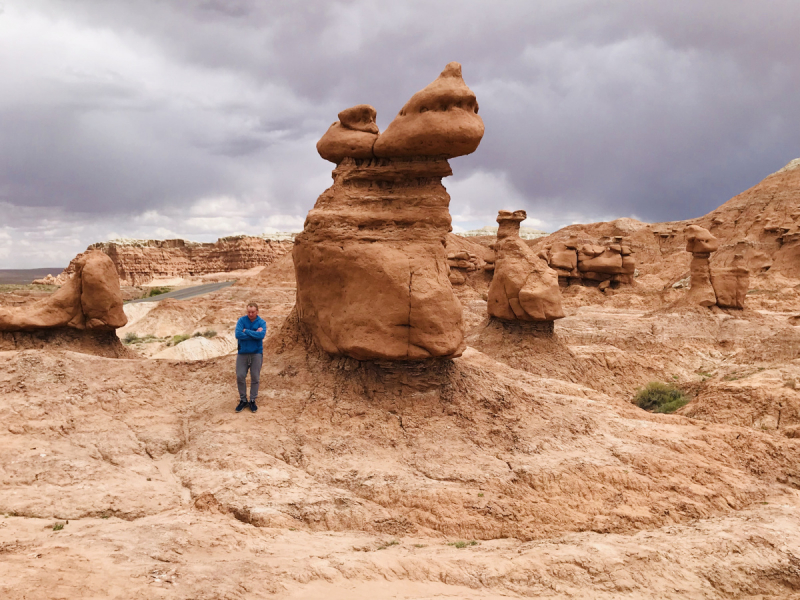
[246,302,259,320]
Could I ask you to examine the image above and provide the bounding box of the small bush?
[123,332,139,344]
[52,522,64,531]
[169,334,191,346]
[634,382,689,413]
[448,540,479,549]
[202,329,217,338]
[147,287,173,298]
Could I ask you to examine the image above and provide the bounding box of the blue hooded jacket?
[235,315,267,354]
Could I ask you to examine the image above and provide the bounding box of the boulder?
[711,254,750,309]
[373,62,484,159]
[0,251,127,331]
[487,210,564,322]
[316,104,379,163]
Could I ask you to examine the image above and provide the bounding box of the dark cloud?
[0,0,799,267]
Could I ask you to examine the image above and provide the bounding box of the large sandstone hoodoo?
[293,62,483,361]
[0,251,126,331]
[487,210,565,322]
[685,224,720,307]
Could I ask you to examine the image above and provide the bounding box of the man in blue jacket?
[234,302,267,413]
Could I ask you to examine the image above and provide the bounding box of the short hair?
[247,302,259,310]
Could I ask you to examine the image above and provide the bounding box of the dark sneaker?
[235,400,248,413]
[249,401,258,413]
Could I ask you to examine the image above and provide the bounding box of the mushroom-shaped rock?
[316,104,379,164]
[488,210,565,322]
[373,62,484,159]
[0,250,127,331]
[684,225,719,307]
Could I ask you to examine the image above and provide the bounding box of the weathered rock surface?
[294,157,465,360]
[488,210,564,322]
[59,235,291,286]
[317,104,380,163]
[0,251,126,332]
[539,235,636,288]
[712,253,750,309]
[295,63,485,361]
[373,62,484,159]
[685,225,720,307]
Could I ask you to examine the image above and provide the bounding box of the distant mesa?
[487,210,565,323]
[57,234,293,286]
[461,225,548,240]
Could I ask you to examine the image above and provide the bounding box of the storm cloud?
[1,0,798,267]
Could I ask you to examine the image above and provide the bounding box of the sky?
[0,0,798,268]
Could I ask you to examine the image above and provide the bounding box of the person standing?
[234,302,267,413]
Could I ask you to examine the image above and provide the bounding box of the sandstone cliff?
[59,235,292,286]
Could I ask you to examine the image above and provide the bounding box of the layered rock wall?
[60,236,291,286]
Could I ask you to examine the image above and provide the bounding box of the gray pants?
[236,353,263,402]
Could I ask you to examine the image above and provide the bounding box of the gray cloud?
[0,0,798,267]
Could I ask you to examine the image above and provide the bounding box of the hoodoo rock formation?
[487,210,565,323]
[539,236,636,289]
[685,224,720,307]
[0,251,127,332]
[60,235,291,286]
[294,62,484,361]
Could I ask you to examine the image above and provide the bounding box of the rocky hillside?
[527,158,800,288]
[58,235,292,285]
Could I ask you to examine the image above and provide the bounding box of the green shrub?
[52,522,64,531]
[147,287,173,298]
[169,334,191,346]
[123,332,139,344]
[202,329,217,338]
[448,540,479,549]
[634,382,690,413]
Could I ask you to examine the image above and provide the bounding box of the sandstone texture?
[294,157,465,360]
[539,235,636,288]
[685,224,720,307]
[712,253,750,309]
[373,62,484,158]
[487,210,564,322]
[0,251,126,332]
[59,235,291,286]
[316,104,379,163]
[295,63,486,361]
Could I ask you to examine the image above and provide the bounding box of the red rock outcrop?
[60,235,291,286]
[487,210,564,322]
[712,253,750,309]
[539,235,636,289]
[294,63,484,361]
[685,225,720,307]
[0,250,126,331]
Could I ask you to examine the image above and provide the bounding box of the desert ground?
[3,213,800,598]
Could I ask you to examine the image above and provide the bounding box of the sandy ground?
[2,265,800,598]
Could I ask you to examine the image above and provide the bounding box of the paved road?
[128,280,235,303]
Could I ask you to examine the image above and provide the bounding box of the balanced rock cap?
[316,104,379,164]
[373,62,484,159]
